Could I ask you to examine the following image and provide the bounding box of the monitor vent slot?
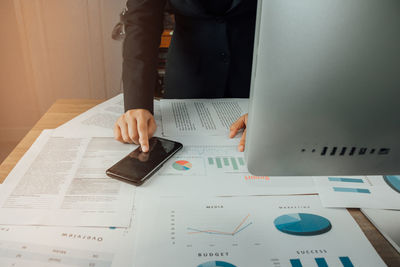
[379,148,390,155]
[301,146,391,156]
[359,148,367,155]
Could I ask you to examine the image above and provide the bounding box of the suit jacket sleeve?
[123,0,165,113]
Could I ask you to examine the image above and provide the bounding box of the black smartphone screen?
[106,137,183,185]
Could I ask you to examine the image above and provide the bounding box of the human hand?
[114,109,157,152]
[229,113,248,152]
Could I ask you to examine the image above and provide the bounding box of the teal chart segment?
[383,176,400,193]
[197,261,236,267]
[274,213,332,236]
[328,177,364,183]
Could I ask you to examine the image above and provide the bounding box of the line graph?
[187,214,253,236]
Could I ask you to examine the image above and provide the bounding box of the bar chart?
[290,256,354,267]
[315,175,400,210]
[207,156,246,173]
[327,177,371,194]
[333,187,370,194]
[328,177,364,183]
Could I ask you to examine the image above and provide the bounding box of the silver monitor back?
[245,0,400,176]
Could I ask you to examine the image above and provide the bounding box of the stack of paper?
[313,174,400,253]
[0,95,140,266]
[0,95,390,266]
[0,130,136,227]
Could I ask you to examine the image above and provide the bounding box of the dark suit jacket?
[123,0,257,112]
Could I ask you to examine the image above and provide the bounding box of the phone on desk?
[106,137,183,186]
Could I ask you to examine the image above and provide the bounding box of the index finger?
[137,117,149,152]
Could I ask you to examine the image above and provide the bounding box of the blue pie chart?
[197,261,236,267]
[383,176,400,193]
[274,213,332,236]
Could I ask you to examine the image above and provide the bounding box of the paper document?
[53,94,163,137]
[361,208,400,253]
[0,130,136,227]
[314,175,400,209]
[0,224,136,267]
[132,194,385,267]
[141,136,317,196]
[161,99,248,136]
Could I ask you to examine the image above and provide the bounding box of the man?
[114,0,256,152]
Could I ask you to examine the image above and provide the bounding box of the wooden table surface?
[0,98,399,266]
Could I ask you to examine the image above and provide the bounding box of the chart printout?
[140,136,317,196]
[314,176,400,209]
[161,99,248,136]
[132,195,385,267]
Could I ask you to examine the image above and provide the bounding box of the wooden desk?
[0,99,399,266]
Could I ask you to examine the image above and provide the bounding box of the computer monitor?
[245,0,400,176]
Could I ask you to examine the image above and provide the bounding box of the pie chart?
[274,213,332,236]
[172,160,192,171]
[383,176,400,193]
[197,261,236,267]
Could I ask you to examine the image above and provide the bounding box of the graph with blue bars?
[328,177,364,183]
[328,177,371,194]
[290,257,354,267]
[207,156,245,171]
[333,187,370,194]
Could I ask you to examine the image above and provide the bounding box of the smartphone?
[106,137,183,186]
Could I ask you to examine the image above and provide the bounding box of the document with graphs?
[132,194,385,267]
[160,99,248,136]
[0,130,136,227]
[140,136,318,196]
[314,175,400,209]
